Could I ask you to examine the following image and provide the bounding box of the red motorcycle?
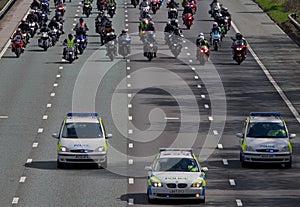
[11,35,24,58]
[232,40,247,65]
[182,13,194,30]
[197,45,210,65]
[55,2,65,16]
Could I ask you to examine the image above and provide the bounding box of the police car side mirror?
[290,133,296,139]
[145,166,152,171]
[105,133,112,139]
[52,133,59,139]
[236,133,243,138]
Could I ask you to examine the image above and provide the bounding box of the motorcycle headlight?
[149,43,154,47]
[236,47,243,51]
[59,146,68,152]
[96,146,105,152]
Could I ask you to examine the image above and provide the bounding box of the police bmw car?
[237,112,296,168]
[145,148,207,203]
[52,112,112,169]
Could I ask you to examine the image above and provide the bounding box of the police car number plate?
[261,154,273,158]
[170,190,184,194]
[76,155,89,158]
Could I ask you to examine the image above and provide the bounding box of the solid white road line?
[231,22,300,124]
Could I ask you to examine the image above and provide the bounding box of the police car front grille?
[178,183,187,188]
[256,149,279,152]
[70,149,93,153]
[166,183,176,188]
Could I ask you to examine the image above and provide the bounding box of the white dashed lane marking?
[127,83,131,87]
[191,67,195,70]
[236,199,243,206]
[128,129,133,134]
[128,198,134,205]
[47,103,52,108]
[194,76,199,80]
[128,143,133,148]
[208,116,213,121]
[50,93,55,97]
[128,104,132,108]
[128,178,134,184]
[12,197,19,204]
[53,83,58,87]
[127,75,131,78]
[128,159,133,164]
[128,94,132,98]
[229,179,236,186]
[128,116,132,121]
[19,176,26,183]
[164,117,179,120]
[32,142,38,148]
[38,128,44,133]
[126,66,130,70]
[213,130,218,135]
[201,95,205,98]
[223,159,229,166]
[56,74,61,78]
[217,143,223,149]
[197,84,201,88]
[26,158,32,163]
[59,66,63,70]
[204,104,209,109]
[42,115,48,120]
[0,115,8,119]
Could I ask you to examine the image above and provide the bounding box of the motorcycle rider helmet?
[79,17,84,23]
[21,19,26,24]
[52,17,57,22]
[42,23,47,27]
[121,29,127,34]
[16,28,22,34]
[213,22,218,28]
[68,33,73,39]
[198,32,204,37]
[99,11,104,16]
[235,32,243,40]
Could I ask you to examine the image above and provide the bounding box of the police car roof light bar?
[249,112,281,117]
[67,112,99,117]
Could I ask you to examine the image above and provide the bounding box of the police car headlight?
[96,146,105,152]
[191,182,202,188]
[60,146,68,152]
[150,177,163,187]
[245,145,255,151]
[281,146,290,152]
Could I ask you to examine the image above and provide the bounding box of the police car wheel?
[241,160,248,168]
[199,197,205,203]
[57,160,64,169]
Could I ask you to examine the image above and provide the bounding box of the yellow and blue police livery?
[237,112,296,168]
[145,148,207,203]
[52,112,112,168]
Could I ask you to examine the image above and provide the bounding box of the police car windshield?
[246,122,287,138]
[62,123,103,138]
[154,158,199,172]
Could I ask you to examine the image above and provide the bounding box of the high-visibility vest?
[66,38,74,46]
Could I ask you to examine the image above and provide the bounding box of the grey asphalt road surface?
[0,0,299,206]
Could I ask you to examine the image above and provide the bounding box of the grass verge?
[0,0,10,11]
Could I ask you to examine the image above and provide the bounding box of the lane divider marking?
[128,178,134,184]
[46,103,52,108]
[128,159,133,164]
[236,199,243,207]
[128,104,132,108]
[213,130,218,135]
[128,116,132,121]
[201,94,205,98]
[0,115,8,119]
[164,117,179,120]
[37,128,43,133]
[26,158,32,163]
[19,176,26,183]
[208,116,213,121]
[42,115,48,120]
[12,197,19,204]
[128,143,133,148]
[128,129,133,134]
[217,143,223,149]
[50,93,55,97]
[223,159,228,165]
[32,142,38,148]
[229,179,236,186]
[197,84,201,88]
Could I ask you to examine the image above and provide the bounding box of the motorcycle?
[232,40,247,65]
[169,35,182,58]
[107,3,116,18]
[143,41,156,61]
[168,7,178,19]
[182,13,194,30]
[55,3,65,16]
[38,31,52,51]
[38,11,48,27]
[197,45,210,65]
[211,30,221,51]
[28,20,38,37]
[64,46,76,63]
[83,2,92,18]
[150,0,159,14]
[118,36,131,58]
[76,34,87,54]
[106,40,116,61]
[97,0,106,11]
[11,35,24,58]
[49,28,58,45]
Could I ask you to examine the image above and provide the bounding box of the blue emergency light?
[67,112,98,117]
[249,112,280,117]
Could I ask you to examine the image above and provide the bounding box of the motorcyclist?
[143,30,158,57]
[12,28,26,46]
[48,17,60,29]
[74,18,89,36]
[139,10,152,21]
[118,29,131,55]
[209,0,221,17]
[182,4,193,15]
[170,19,183,37]
[18,20,31,36]
[139,0,149,10]
[221,6,231,29]
[40,23,50,33]
[105,31,117,56]
[63,33,78,58]
[166,0,179,8]
[102,21,115,44]
[196,34,209,58]
[209,22,221,45]
[30,0,40,9]
[27,10,39,23]
[231,32,247,46]
[139,18,149,33]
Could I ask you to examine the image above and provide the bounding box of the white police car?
[145,148,207,203]
[237,112,296,168]
[52,112,112,168]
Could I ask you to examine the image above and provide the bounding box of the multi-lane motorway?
[0,0,300,206]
